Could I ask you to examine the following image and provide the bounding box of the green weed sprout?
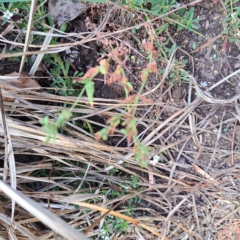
[40,110,72,143]
[223,0,240,43]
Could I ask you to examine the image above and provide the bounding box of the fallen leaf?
[212,0,219,4]
[2,72,41,102]
[48,0,90,26]
[3,72,41,89]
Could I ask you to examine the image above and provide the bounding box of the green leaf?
[39,116,49,125]
[168,43,177,57]
[191,24,199,30]
[97,128,108,141]
[60,22,67,32]
[74,0,106,2]
[99,65,106,75]
[1,18,7,26]
[56,110,72,126]
[134,142,150,167]
[47,15,54,27]
[85,81,94,106]
[192,42,197,49]
[0,0,30,1]
[156,23,168,35]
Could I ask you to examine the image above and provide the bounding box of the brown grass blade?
[0,180,90,240]
[73,201,168,239]
[18,0,37,74]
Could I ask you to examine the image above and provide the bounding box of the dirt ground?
[64,1,240,168]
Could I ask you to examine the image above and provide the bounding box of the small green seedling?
[223,0,240,43]
[40,109,72,143]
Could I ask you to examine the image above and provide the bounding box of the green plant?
[0,1,28,25]
[91,42,157,167]
[109,186,127,198]
[109,168,120,176]
[43,53,75,96]
[126,0,176,14]
[100,216,129,239]
[130,175,139,188]
[176,7,199,31]
[39,63,95,143]
[0,0,29,14]
[40,109,72,143]
[1,0,48,29]
[150,0,177,15]
[223,0,240,43]
[38,0,199,167]
[125,195,141,216]
[125,0,202,37]
[0,0,30,2]
[113,218,129,234]
[162,58,191,84]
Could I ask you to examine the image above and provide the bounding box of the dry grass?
[0,0,240,239]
